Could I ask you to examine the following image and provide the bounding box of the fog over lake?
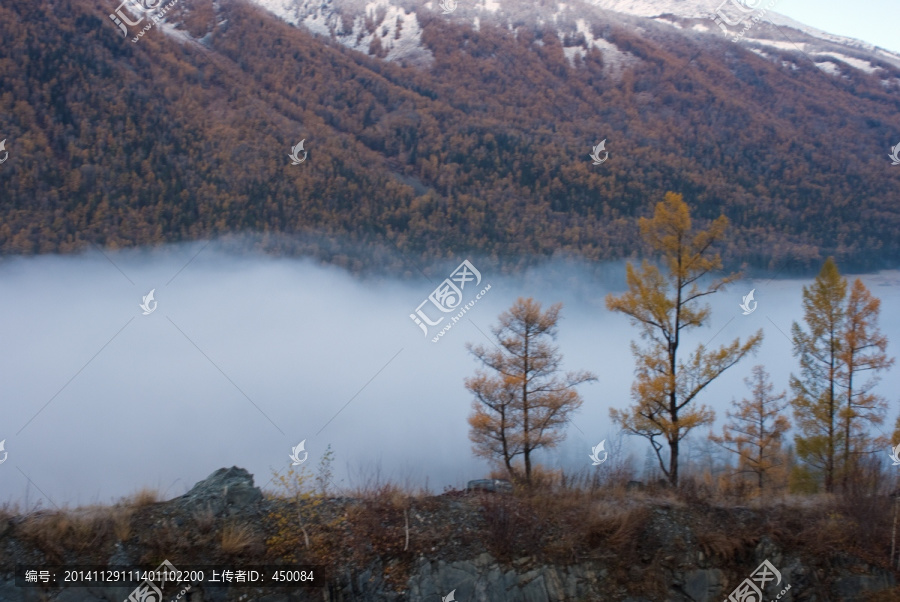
[2,244,899,507]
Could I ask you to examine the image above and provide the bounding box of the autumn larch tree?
[607,192,763,487]
[790,257,846,493]
[466,297,596,484]
[792,265,895,492]
[709,365,791,493]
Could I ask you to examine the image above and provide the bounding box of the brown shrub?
[478,494,542,563]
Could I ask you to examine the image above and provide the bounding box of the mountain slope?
[0,0,898,273]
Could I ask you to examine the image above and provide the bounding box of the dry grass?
[127,488,160,507]
[0,502,18,523]
[19,507,114,562]
[111,506,133,542]
[585,502,651,552]
[348,481,412,506]
[221,522,259,555]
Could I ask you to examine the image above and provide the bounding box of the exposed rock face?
[323,551,896,602]
[176,466,263,517]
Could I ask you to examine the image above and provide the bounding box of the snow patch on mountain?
[815,61,841,76]
[653,17,682,29]
[561,18,639,77]
[737,36,898,76]
[252,0,433,65]
[478,0,501,13]
[590,0,712,19]
[819,54,880,75]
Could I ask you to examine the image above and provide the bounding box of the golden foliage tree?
[709,365,790,493]
[790,257,846,493]
[837,277,894,490]
[466,297,596,484]
[607,192,763,487]
[789,260,893,493]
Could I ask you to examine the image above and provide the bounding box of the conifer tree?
[466,297,596,484]
[790,257,846,493]
[837,278,894,490]
[607,192,763,487]
[710,365,790,492]
[790,260,895,492]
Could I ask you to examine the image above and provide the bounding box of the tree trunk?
[669,436,679,487]
[523,331,531,483]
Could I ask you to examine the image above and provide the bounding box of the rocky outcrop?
[0,468,896,601]
[175,466,263,517]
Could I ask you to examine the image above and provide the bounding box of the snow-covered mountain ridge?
[248,0,900,91]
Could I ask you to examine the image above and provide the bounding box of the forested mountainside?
[0,0,899,274]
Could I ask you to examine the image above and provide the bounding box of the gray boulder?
[176,466,262,517]
[466,479,513,494]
